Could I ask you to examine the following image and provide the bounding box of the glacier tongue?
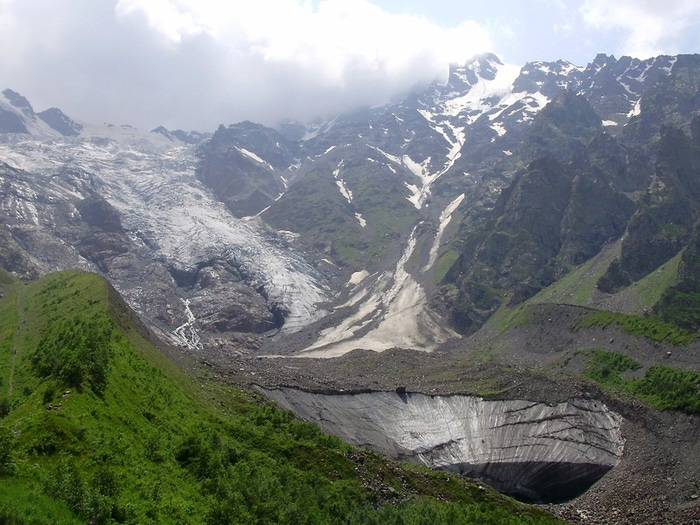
[260,387,625,503]
[82,140,330,332]
[0,131,331,339]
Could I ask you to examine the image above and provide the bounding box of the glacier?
[260,387,625,503]
[0,124,332,343]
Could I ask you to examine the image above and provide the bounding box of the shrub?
[584,349,700,413]
[629,366,700,412]
[0,398,10,419]
[0,429,16,476]
[31,316,113,396]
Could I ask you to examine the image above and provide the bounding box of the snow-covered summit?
[447,53,504,90]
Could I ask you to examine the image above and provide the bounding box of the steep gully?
[293,119,465,357]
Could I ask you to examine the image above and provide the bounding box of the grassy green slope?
[530,241,681,314]
[483,247,699,414]
[0,270,563,524]
[528,244,696,346]
[582,349,700,413]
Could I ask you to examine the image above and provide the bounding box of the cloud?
[580,0,700,58]
[0,0,493,131]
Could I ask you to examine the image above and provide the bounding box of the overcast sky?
[1,0,698,132]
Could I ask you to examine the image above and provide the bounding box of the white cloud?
[115,0,206,44]
[106,0,492,128]
[0,0,494,130]
[2,0,694,131]
[580,0,700,58]
[116,0,493,86]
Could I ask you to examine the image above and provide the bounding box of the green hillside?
[0,270,563,524]
[484,249,700,414]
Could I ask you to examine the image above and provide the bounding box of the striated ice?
[261,388,625,501]
[0,128,332,339]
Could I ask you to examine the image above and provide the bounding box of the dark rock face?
[0,227,39,279]
[2,89,34,115]
[77,231,130,272]
[186,260,280,334]
[598,125,700,292]
[0,107,28,133]
[197,123,298,218]
[481,156,573,303]
[521,91,603,161]
[442,131,638,333]
[579,54,676,128]
[621,54,700,147]
[37,107,83,136]
[571,132,652,194]
[559,162,636,265]
[77,197,124,232]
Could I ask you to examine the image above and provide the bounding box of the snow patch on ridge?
[416,110,465,186]
[423,193,464,273]
[333,161,353,203]
[402,155,435,209]
[238,147,273,170]
[347,270,369,286]
[628,99,642,117]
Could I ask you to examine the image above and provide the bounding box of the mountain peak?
[151,125,208,144]
[473,52,503,65]
[2,88,35,116]
[37,107,83,137]
[447,52,505,89]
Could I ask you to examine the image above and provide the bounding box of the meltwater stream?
[259,388,625,503]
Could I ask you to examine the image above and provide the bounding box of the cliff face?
[260,388,624,502]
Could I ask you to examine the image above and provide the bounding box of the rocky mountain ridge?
[1,52,700,524]
[1,52,699,356]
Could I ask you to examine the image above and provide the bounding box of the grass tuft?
[582,349,700,413]
[574,310,698,345]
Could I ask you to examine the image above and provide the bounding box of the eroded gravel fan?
[261,388,624,503]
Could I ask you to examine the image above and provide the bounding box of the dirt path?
[7,288,25,397]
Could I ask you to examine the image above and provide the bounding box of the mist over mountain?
[2,50,700,351]
[1,50,700,523]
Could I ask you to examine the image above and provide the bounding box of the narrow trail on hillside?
[7,287,25,398]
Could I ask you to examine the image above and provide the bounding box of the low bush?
[583,349,700,413]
